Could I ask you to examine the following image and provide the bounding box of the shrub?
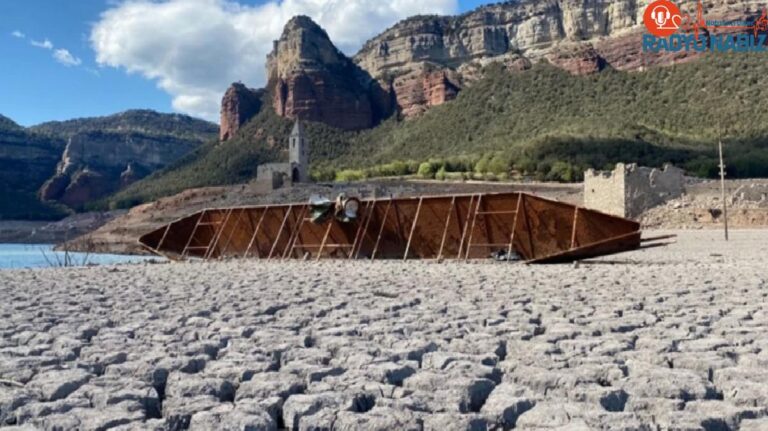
[435,166,447,181]
[335,169,365,182]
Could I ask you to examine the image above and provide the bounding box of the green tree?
[418,162,436,179]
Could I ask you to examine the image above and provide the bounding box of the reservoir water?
[0,243,159,269]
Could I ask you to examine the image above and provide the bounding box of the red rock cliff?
[220,83,264,141]
[266,16,381,131]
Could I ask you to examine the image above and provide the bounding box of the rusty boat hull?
[139,192,648,264]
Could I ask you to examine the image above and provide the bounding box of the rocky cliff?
[0,110,218,219]
[352,0,761,116]
[0,117,66,219]
[220,83,264,141]
[266,16,390,131]
[221,0,759,133]
[39,130,203,208]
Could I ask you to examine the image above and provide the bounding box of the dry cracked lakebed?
[1,230,767,430]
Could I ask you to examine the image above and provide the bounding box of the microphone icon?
[653,5,672,27]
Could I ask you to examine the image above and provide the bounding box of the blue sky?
[1,0,493,127]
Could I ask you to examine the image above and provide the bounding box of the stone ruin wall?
[583,165,627,218]
[584,163,684,219]
[256,163,291,190]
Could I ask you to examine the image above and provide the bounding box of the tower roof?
[291,120,305,137]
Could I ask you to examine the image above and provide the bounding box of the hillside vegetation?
[31,109,218,140]
[108,53,768,208]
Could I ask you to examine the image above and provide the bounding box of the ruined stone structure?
[255,121,309,189]
[584,163,684,219]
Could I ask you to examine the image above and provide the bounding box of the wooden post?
[507,194,522,262]
[437,197,456,261]
[371,199,393,260]
[457,195,475,259]
[570,207,579,249]
[244,207,269,258]
[205,208,233,260]
[316,221,334,261]
[403,197,424,261]
[351,201,376,259]
[522,195,536,259]
[464,195,483,261]
[268,205,293,260]
[156,223,173,253]
[719,139,729,241]
[219,208,246,257]
[284,206,308,259]
[181,211,206,258]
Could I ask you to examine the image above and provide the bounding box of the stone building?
[584,163,684,219]
[255,121,309,189]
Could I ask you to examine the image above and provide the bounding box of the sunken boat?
[139,192,670,264]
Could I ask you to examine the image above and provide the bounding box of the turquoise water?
[0,243,160,269]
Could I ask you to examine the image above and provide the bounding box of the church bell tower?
[289,120,309,183]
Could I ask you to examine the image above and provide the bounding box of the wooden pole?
[316,221,334,261]
[570,207,579,249]
[719,139,729,241]
[268,205,293,260]
[244,207,269,258]
[181,211,206,258]
[205,208,233,260]
[371,199,392,260]
[457,195,475,259]
[465,195,483,261]
[437,197,456,261]
[403,197,424,261]
[507,194,522,262]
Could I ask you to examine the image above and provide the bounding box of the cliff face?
[39,130,203,209]
[223,0,760,131]
[2,110,220,215]
[353,1,640,79]
[220,83,264,141]
[352,0,759,116]
[0,118,66,219]
[266,16,386,131]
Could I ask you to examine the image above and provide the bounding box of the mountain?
[0,110,218,220]
[266,16,391,131]
[109,51,768,208]
[220,0,762,134]
[32,110,218,211]
[30,109,218,140]
[18,1,768,215]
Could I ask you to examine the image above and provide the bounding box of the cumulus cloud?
[31,38,53,49]
[11,30,25,39]
[54,49,83,67]
[91,0,458,121]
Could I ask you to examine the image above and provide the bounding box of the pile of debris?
[641,182,768,229]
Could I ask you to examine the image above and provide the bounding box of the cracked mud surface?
[1,230,767,430]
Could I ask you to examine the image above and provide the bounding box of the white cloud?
[11,30,25,39]
[91,0,458,121]
[31,38,53,49]
[53,49,83,67]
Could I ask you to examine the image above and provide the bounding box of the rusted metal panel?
[139,192,648,264]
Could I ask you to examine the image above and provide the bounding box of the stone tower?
[289,120,309,183]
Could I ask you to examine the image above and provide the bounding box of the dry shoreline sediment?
[1,230,767,430]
